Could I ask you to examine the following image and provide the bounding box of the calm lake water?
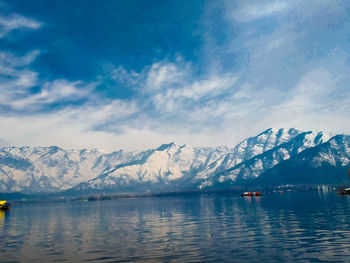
[1,191,350,262]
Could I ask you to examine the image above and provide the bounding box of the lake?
[1,191,350,262]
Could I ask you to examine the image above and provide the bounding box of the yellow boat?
[0,200,11,210]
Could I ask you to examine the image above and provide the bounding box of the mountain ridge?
[203,131,331,189]
[0,128,348,194]
[251,134,350,187]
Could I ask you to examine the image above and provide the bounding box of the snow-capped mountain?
[71,143,225,193]
[194,128,302,183]
[71,128,303,193]
[0,128,348,194]
[217,128,302,168]
[253,135,350,186]
[0,146,138,192]
[203,131,331,189]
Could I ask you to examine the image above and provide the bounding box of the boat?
[241,191,262,197]
[0,200,11,210]
[335,169,350,195]
[335,188,350,195]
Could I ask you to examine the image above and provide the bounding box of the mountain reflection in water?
[1,191,350,262]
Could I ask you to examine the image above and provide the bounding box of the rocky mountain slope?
[194,128,301,181]
[203,131,331,189]
[252,135,350,186]
[0,128,348,194]
[71,128,304,193]
[0,146,138,192]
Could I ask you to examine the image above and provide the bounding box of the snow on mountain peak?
[200,130,332,188]
[0,128,346,194]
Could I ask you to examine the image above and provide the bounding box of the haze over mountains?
[0,128,349,195]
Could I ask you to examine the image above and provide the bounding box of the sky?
[0,0,350,151]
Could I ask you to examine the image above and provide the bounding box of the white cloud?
[258,62,350,134]
[140,60,239,111]
[232,1,289,22]
[0,50,39,67]
[2,51,350,151]
[151,74,238,112]
[2,1,350,151]
[0,54,250,150]
[0,50,95,111]
[106,65,140,86]
[145,60,190,91]
[10,80,91,110]
[0,95,140,150]
[0,14,41,37]
[0,51,40,104]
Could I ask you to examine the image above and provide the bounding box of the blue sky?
[0,0,350,150]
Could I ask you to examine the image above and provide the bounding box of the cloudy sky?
[0,0,349,151]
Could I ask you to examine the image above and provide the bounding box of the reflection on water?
[0,210,5,227]
[1,192,350,262]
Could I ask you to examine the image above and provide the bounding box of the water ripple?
[1,193,350,262]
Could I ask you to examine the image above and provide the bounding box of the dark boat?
[336,188,350,195]
[241,191,262,197]
[0,200,11,210]
[335,169,350,195]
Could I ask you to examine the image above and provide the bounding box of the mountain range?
[0,128,349,195]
